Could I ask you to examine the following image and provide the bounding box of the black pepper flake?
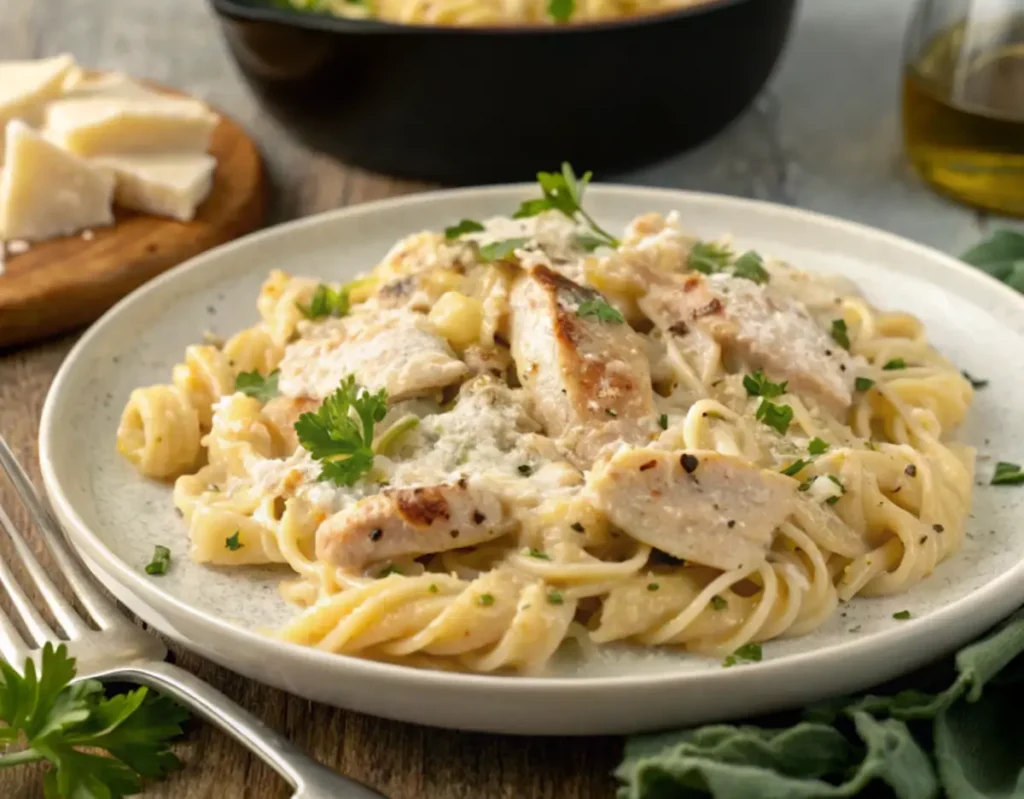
[933,524,944,533]
[606,408,618,418]
[905,464,917,477]
[472,511,486,524]
[639,460,657,472]
[369,528,383,542]
[518,464,532,476]
[680,453,700,474]
[457,477,468,489]
[570,522,585,533]
[825,349,833,356]
[727,520,736,529]
[450,529,460,538]
[839,364,847,372]
[919,536,927,544]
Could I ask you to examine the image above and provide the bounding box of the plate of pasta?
[38,168,1024,734]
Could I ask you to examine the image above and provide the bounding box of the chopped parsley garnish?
[428,583,439,593]
[577,297,625,324]
[294,376,388,487]
[893,610,911,620]
[780,459,810,476]
[547,0,574,21]
[235,369,279,402]
[688,241,732,275]
[513,163,620,249]
[477,593,496,607]
[962,370,988,389]
[808,437,830,455]
[991,462,1024,485]
[297,283,350,320]
[647,582,660,592]
[478,237,530,262]
[731,251,770,284]
[0,643,187,797]
[547,590,565,605]
[444,219,485,239]
[711,595,728,611]
[658,413,669,430]
[743,370,788,399]
[379,565,402,577]
[756,400,794,435]
[855,376,876,391]
[144,545,171,576]
[826,474,845,505]
[883,358,907,370]
[225,531,243,551]
[722,642,763,668]
[527,548,551,560]
[830,319,851,351]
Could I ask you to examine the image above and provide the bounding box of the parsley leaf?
[808,437,830,455]
[756,400,793,435]
[235,369,279,402]
[513,163,620,249]
[723,642,763,668]
[743,370,788,399]
[548,0,574,22]
[477,593,496,607]
[711,595,728,611]
[547,590,565,605]
[731,251,770,284]
[893,610,912,620]
[379,565,402,577]
[478,237,530,262]
[527,548,551,560]
[296,283,350,320]
[658,414,668,430]
[960,229,1024,293]
[144,546,170,576]
[855,376,875,391]
[0,643,186,797]
[780,459,811,476]
[991,462,1024,485]
[225,531,243,551]
[444,219,485,239]
[577,297,625,324]
[688,241,732,275]
[826,474,845,505]
[883,358,907,370]
[294,376,388,486]
[831,319,851,351]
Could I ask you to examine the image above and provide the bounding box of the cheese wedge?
[95,152,216,221]
[45,96,218,157]
[0,120,114,242]
[0,54,77,162]
[61,71,159,101]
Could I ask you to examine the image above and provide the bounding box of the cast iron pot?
[209,0,798,184]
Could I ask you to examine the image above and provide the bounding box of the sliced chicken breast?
[585,447,798,572]
[639,271,856,418]
[317,480,510,571]
[509,265,656,464]
[277,310,468,402]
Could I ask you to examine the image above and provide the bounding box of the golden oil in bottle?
[903,15,1024,216]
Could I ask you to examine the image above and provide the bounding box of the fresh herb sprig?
[514,163,620,251]
[294,376,388,486]
[689,242,770,285]
[991,462,1024,485]
[0,643,187,798]
[235,370,279,402]
[297,283,350,320]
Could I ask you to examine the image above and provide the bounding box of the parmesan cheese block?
[60,71,156,101]
[0,54,77,162]
[94,152,216,221]
[45,96,218,157]
[0,120,114,242]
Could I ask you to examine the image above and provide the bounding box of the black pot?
[210,0,798,184]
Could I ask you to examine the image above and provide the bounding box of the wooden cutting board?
[0,81,267,349]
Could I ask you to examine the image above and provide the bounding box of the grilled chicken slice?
[585,447,798,572]
[317,480,510,571]
[277,310,468,402]
[509,265,655,465]
[639,271,856,418]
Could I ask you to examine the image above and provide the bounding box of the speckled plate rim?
[37,184,1024,735]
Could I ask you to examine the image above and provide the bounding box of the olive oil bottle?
[903,10,1024,216]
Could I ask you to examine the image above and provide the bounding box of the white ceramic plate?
[39,186,1024,736]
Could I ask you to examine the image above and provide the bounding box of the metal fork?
[0,435,386,799]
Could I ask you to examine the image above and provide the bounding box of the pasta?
[284,0,715,27]
[117,186,976,675]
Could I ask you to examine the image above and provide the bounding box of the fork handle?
[111,660,387,799]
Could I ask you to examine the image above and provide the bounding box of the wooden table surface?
[3,0,1023,796]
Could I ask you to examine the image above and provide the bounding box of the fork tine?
[0,511,60,645]
[0,604,28,666]
[0,436,119,628]
[0,504,87,638]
